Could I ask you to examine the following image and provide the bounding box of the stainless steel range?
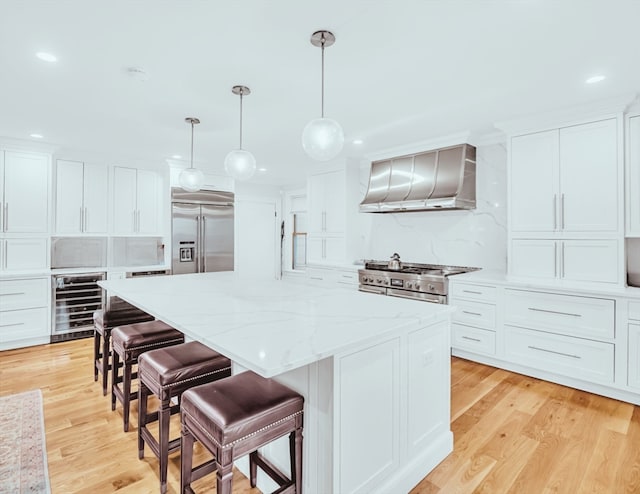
[358,254,480,303]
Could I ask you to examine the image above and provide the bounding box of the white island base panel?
[236,318,452,494]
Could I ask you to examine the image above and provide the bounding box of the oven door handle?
[387,288,444,304]
[358,286,386,295]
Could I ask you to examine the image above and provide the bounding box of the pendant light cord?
[321,34,325,118]
[239,89,244,150]
[190,120,195,169]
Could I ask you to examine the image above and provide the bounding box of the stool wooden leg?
[294,428,303,494]
[215,450,234,494]
[93,330,100,382]
[249,450,258,487]
[122,360,132,432]
[111,350,120,411]
[159,393,171,494]
[138,381,149,459]
[101,329,111,395]
[180,424,195,494]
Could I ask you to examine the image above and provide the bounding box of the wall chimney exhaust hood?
[360,144,476,213]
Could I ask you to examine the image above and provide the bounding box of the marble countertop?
[452,269,640,299]
[99,272,454,377]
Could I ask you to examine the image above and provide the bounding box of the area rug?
[0,389,51,494]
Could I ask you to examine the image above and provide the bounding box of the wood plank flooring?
[1,339,639,493]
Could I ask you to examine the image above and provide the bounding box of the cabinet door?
[112,166,137,234]
[3,151,49,233]
[136,170,158,234]
[82,163,108,233]
[628,115,640,235]
[323,170,345,234]
[55,160,84,233]
[307,173,325,233]
[561,239,618,284]
[324,236,345,263]
[560,119,618,233]
[306,235,324,264]
[510,131,558,232]
[510,239,557,278]
[4,238,48,271]
[629,323,640,389]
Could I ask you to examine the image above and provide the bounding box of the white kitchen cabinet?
[0,276,50,350]
[2,238,48,271]
[510,118,619,235]
[307,235,345,264]
[55,159,108,234]
[510,238,619,284]
[630,323,640,389]
[0,150,50,233]
[308,169,345,235]
[450,281,498,356]
[112,166,160,235]
[627,115,640,236]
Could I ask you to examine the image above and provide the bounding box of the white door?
[83,163,108,233]
[136,169,158,234]
[236,199,277,278]
[560,119,618,233]
[510,130,558,233]
[55,160,84,233]
[3,151,49,233]
[112,166,137,234]
[510,239,557,279]
[561,239,619,284]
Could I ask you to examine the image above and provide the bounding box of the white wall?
[354,141,508,271]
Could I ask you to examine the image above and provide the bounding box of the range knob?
[406,283,413,289]
[415,284,420,290]
[376,279,382,283]
[428,284,435,291]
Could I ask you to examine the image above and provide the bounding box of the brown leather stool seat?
[93,308,154,395]
[138,341,232,494]
[180,370,304,494]
[111,320,184,432]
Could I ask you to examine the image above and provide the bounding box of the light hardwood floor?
[1,339,639,493]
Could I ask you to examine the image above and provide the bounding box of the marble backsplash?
[355,141,508,271]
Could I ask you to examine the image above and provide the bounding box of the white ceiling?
[1,1,639,187]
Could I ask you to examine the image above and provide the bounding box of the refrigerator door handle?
[201,216,206,272]
[195,215,200,273]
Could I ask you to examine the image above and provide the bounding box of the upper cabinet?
[627,115,640,236]
[510,118,619,235]
[55,159,108,234]
[112,166,160,235]
[1,150,50,234]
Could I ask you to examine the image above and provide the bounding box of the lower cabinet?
[450,282,497,356]
[307,235,345,264]
[0,277,50,350]
[510,238,619,284]
[629,323,640,389]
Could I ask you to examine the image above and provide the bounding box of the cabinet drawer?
[336,270,358,286]
[450,283,497,302]
[452,324,496,355]
[0,278,49,311]
[0,307,49,343]
[507,326,614,384]
[630,301,640,321]
[451,299,496,329]
[504,289,614,339]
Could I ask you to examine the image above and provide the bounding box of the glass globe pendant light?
[302,30,344,161]
[179,117,204,192]
[224,85,256,181]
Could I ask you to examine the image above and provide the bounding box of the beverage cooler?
[51,272,105,342]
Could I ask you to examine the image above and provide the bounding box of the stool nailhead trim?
[140,366,232,391]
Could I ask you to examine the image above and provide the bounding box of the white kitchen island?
[99,272,454,494]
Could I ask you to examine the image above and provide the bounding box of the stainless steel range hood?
[360,144,476,212]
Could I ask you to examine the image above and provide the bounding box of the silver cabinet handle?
[3,202,7,231]
[462,289,482,295]
[322,211,326,231]
[461,310,483,317]
[553,194,557,230]
[137,210,141,232]
[84,207,88,232]
[528,345,581,359]
[560,193,565,230]
[0,322,25,328]
[561,241,565,278]
[80,207,84,231]
[462,335,481,342]
[554,242,558,278]
[528,307,582,317]
[0,292,26,296]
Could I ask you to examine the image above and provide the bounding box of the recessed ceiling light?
[352,139,364,145]
[36,52,57,63]
[258,168,267,172]
[585,75,606,84]
[30,133,44,139]
[171,154,182,159]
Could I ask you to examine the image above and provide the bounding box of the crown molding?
[364,131,471,162]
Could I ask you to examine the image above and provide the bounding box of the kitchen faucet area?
[1,2,639,493]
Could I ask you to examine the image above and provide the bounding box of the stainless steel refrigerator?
[171,188,234,274]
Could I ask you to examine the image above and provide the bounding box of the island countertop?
[99,272,454,377]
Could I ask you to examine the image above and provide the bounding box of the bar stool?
[138,341,232,494]
[93,308,155,395]
[180,370,304,494]
[111,320,184,432]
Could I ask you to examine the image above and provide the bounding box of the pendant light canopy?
[224,85,256,181]
[302,30,344,162]
[179,117,204,192]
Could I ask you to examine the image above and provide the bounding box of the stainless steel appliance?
[358,256,480,303]
[52,272,106,342]
[171,188,234,274]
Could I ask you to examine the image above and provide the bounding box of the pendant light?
[179,117,204,192]
[302,30,344,161]
[224,85,256,181]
